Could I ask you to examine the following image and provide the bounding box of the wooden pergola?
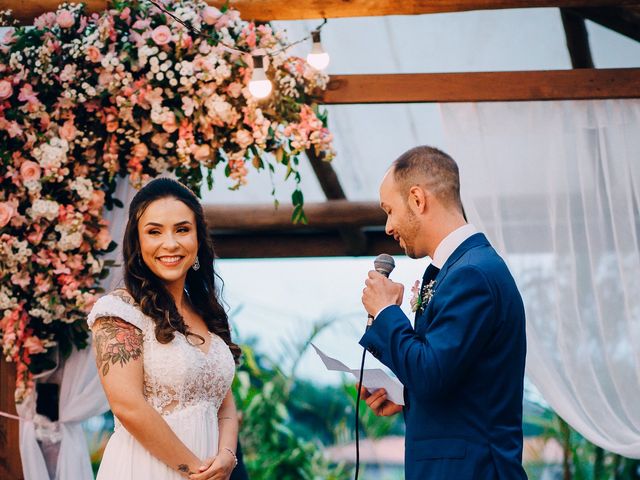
[1,1,639,478]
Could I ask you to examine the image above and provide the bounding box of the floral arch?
[0,0,334,402]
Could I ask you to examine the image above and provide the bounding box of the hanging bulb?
[248,55,272,99]
[306,30,330,71]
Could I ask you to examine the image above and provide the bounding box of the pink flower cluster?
[0,1,334,402]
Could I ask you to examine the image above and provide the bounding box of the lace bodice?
[88,293,235,417]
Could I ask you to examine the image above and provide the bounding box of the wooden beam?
[205,200,385,231]
[321,69,640,104]
[0,359,22,480]
[4,0,640,23]
[212,229,403,258]
[560,9,595,68]
[213,0,640,20]
[567,6,640,43]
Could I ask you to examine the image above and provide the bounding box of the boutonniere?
[410,279,437,314]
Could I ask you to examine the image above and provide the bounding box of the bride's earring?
[192,256,200,271]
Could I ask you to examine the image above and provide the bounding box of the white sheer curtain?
[18,178,135,479]
[441,99,640,458]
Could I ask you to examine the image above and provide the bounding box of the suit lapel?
[415,233,490,335]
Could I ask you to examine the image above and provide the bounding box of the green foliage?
[233,343,351,479]
[526,412,640,480]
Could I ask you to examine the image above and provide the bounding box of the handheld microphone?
[366,254,396,329]
[356,254,395,480]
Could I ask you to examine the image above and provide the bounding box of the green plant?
[232,322,352,480]
[526,412,640,480]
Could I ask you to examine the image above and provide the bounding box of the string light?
[306,29,330,71]
[248,55,272,99]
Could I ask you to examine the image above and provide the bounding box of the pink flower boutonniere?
[410,279,437,314]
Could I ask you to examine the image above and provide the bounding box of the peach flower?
[23,336,45,355]
[86,45,102,63]
[162,112,178,133]
[20,160,41,182]
[96,227,111,250]
[131,142,148,159]
[193,144,211,162]
[88,190,105,214]
[59,120,77,141]
[105,113,118,133]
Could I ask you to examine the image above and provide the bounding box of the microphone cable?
[354,343,367,480]
[354,254,395,480]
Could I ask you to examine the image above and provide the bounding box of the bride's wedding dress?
[88,293,235,479]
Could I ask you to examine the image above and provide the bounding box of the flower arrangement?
[410,279,436,315]
[0,0,334,402]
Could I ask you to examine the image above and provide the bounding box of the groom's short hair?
[391,146,463,213]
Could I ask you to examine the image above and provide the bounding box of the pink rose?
[86,45,102,63]
[20,160,41,182]
[120,7,131,21]
[162,112,178,133]
[3,28,16,45]
[202,6,222,25]
[59,120,77,141]
[131,142,148,159]
[0,202,15,228]
[151,25,172,46]
[192,144,211,162]
[0,80,13,100]
[56,10,75,29]
[27,224,45,244]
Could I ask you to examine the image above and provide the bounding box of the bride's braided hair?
[121,178,241,364]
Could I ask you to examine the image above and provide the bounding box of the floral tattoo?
[177,464,194,474]
[94,316,143,376]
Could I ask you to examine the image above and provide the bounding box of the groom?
[360,146,527,479]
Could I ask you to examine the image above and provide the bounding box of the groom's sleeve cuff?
[374,304,395,320]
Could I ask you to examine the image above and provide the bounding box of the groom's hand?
[362,270,404,317]
[358,384,403,417]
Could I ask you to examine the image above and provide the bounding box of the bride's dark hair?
[121,177,240,363]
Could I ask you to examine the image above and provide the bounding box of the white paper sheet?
[311,343,405,406]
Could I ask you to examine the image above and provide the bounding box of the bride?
[88,178,241,479]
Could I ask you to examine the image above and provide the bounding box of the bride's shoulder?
[109,288,137,306]
[88,289,147,330]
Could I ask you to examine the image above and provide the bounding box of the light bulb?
[248,55,272,99]
[306,30,330,70]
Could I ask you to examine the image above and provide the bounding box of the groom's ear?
[408,185,428,214]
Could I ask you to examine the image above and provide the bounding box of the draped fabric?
[18,178,136,479]
[441,99,640,457]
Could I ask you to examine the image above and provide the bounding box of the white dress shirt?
[373,223,479,319]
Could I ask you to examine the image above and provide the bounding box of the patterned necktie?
[422,263,440,285]
[414,264,440,327]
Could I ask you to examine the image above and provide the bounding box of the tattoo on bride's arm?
[178,464,194,474]
[93,316,143,377]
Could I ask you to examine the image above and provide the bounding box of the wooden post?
[0,358,23,480]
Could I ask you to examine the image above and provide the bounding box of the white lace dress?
[87,293,236,479]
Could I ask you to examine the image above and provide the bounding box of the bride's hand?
[189,452,235,480]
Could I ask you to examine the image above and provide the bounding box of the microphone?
[367,254,396,328]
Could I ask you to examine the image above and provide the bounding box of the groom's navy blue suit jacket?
[360,233,527,480]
